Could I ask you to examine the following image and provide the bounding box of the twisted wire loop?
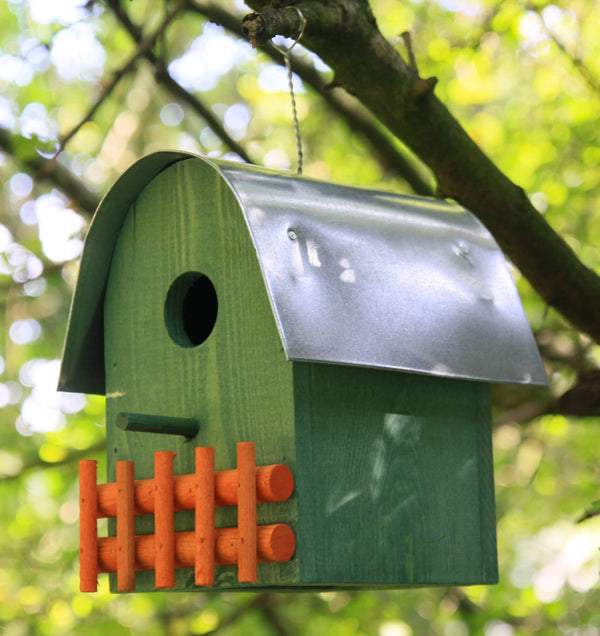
[271,8,306,175]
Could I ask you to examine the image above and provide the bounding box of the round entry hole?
[165,272,218,348]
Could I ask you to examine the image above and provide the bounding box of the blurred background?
[0,0,599,634]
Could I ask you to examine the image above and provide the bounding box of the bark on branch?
[242,7,306,47]
[243,0,600,343]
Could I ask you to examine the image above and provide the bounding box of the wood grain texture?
[294,362,498,587]
[103,158,297,591]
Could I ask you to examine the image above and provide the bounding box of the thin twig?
[57,0,188,155]
[400,31,418,74]
[153,60,252,163]
[105,0,252,163]
[448,588,526,627]
[541,22,600,95]
[576,505,600,524]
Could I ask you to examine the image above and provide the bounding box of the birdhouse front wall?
[103,160,299,590]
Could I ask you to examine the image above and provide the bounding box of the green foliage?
[0,0,599,633]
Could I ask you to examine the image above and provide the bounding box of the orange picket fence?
[79,443,295,592]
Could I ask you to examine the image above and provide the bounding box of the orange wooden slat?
[236,442,257,583]
[154,451,176,588]
[79,460,98,592]
[195,447,215,586]
[116,461,136,591]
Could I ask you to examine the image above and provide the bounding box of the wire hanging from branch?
[270,7,306,175]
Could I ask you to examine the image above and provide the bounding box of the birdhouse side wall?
[293,362,498,587]
[103,159,298,591]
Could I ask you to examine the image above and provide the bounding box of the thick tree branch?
[189,0,434,194]
[243,0,600,343]
[242,7,306,47]
[319,88,434,194]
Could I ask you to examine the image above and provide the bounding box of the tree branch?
[319,87,434,194]
[0,127,100,215]
[255,595,294,636]
[57,0,187,154]
[537,13,600,96]
[576,500,600,524]
[104,0,253,164]
[242,0,600,343]
[189,0,434,194]
[522,5,600,96]
[242,7,306,48]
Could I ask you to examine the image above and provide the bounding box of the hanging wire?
[271,8,306,175]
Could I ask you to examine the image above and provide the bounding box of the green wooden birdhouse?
[59,152,547,593]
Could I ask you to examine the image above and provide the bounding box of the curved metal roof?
[59,152,547,394]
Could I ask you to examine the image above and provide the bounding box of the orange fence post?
[79,460,98,592]
[195,447,216,586]
[116,461,136,591]
[154,451,176,588]
[236,442,257,583]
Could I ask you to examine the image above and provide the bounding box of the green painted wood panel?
[103,158,298,591]
[294,362,498,587]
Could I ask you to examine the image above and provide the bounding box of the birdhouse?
[59,152,547,592]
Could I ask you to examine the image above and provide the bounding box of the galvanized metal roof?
[59,152,547,394]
